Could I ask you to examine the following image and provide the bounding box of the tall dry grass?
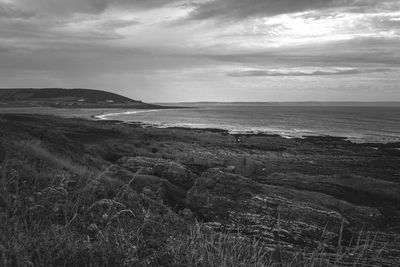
[0,155,392,266]
[0,159,187,266]
[167,222,387,267]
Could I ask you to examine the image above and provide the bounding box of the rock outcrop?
[117,156,196,190]
[256,173,400,208]
[187,169,384,251]
[97,164,187,209]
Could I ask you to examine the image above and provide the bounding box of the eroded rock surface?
[256,172,400,208]
[187,169,384,251]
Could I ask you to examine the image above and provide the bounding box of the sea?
[95,103,400,144]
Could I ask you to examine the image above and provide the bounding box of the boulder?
[117,156,196,189]
[225,165,236,173]
[130,174,186,209]
[98,164,186,209]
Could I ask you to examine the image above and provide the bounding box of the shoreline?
[90,109,400,146]
[1,106,399,146]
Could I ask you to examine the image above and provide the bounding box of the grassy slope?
[0,88,165,109]
[0,88,134,103]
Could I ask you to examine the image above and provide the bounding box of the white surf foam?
[94,109,159,120]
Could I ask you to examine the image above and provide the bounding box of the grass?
[0,161,187,266]
[168,223,388,267]
[0,161,390,266]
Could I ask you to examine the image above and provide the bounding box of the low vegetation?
[0,114,398,266]
[0,157,389,266]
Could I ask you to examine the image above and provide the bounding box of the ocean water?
[95,103,400,144]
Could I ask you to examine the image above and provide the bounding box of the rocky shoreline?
[1,113,400,265]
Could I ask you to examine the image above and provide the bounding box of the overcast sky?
[0,0,399,102]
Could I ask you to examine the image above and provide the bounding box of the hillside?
[0,88,161,109]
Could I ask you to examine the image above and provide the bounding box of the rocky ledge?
[105,155,400,265]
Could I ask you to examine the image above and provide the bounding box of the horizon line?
[154,101,400,104]
[1,88,399,104]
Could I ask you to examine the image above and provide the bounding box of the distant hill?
[0,88,162,109]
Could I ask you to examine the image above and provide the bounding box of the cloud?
[0,2,35,18]
[188,0,400,21]
[6,0,400,21]
[1,0,400,101]
[189,0,343,20]
[205,36,400,69]
[227,68,391,77]
[9,0,179,18]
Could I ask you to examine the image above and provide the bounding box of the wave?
[130,121,318,140]
[132,121,400,143]
[94,109,160,120]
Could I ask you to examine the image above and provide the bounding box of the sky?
[0,0,400,102]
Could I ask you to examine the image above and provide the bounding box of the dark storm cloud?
[227,68,390,77]
[0,2,35,18]
[12,0,179,17]
[0,18,125,50]
[189,0,398,20]
[0,45,13,53]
